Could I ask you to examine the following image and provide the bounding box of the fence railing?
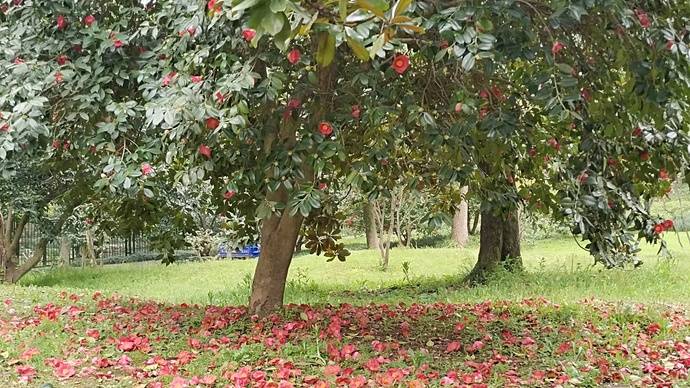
[15,223,153,268]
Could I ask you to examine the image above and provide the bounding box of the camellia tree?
[2,0,689,313]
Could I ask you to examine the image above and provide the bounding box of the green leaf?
[233,0,261,12]
[339,0,348,21]
[261,12,285,36]
[269,0,287,12]
[461,53,475,71]
[557,63,574,74]
[356,0,386,18]
[477,18,494,32]
[392,0,412,17]
[346,36,370,61]
[369,34,386,58]
[316,32,337,67]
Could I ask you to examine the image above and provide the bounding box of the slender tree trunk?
[294,235,303,254]
[364,202,380,249]
[85,228,97,266]
[371,199,392,271]
[452,187,470,247]
[465,205,522,285]
[470,209,480,235]
[59,236,71,267]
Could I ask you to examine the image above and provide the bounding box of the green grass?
[17,236,690,308]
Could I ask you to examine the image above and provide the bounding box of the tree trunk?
[85,228,97,266]
[371,198,392,271]
[364,202,380,249]
[294,235,303,254]
[464,206,522,285]
[501,208,523,272]
[470,209,480,235]
[59,236,71,267]
[452,187,470,247]
[3,239,48,284]
[248,210,303,316]
[0,210,29,284]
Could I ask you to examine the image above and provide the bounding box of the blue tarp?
[230,244,260,258]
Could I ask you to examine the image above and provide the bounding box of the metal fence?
[16,223,153,267]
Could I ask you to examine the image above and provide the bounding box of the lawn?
[3,237,690,387]
[15,236,690,307]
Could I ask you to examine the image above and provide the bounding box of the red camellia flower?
[633,127,642,137]
[635,9,651,29]
[162,71,176,86]
[318,122,333,137]
[208,0,222,13]
[83,15,95,27]
[186,26,197,36]
[191,75,203,84]
[491,85,506,102]
[318,182,327,190]
[287,99,301,110]
[654,224,664,235]
[198,144,212,159]
[13,57,24,65]
[53,360,75,380]
[551,41,565,55]
[215,91,226,104]
[205,117,220,130]
[528,147,537,157]
[479,89,490,100]
[547,138,560,151]
[391,54,410,74]
[659,169,670,180]
[242,28,256,42]
[287,49,301,65]
[446,341,461,353]
[662,219,674,230]
[439,40,449,49]
[56,55,69,66]
[666,40,675,51]
[56,15,67,31]
[54,71,64,83]
[113,39,123,48]
[224,190,236,200]
[141,162,154,176]
[52,139,61,149]
[479,107,490,119]
[578,172,589,184]
[454,102,463,113]
[351,105,361,119]
[640,150,650,161]
[580,87,592,102]
[86,328,100,339]
[16,365,36,383]
[0,123,9,133]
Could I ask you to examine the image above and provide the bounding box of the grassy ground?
[16,236,690,308]
[2,285,690,387]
